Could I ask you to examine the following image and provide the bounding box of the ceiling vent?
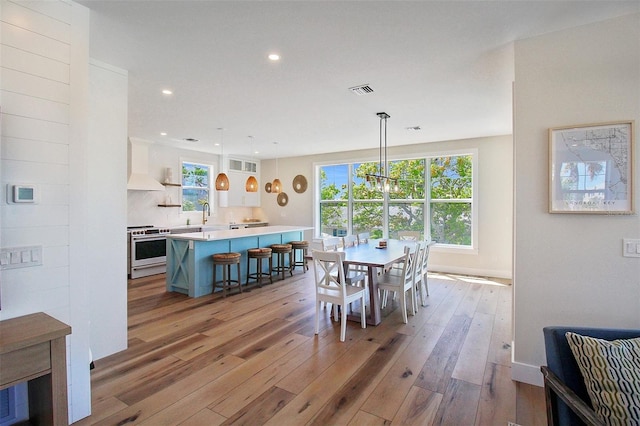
[348,84,374,95]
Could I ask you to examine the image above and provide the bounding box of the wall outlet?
[623,238,640,257]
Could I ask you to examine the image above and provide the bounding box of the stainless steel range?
[128,226,171,279]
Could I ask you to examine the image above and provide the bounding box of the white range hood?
[127,137,165,191]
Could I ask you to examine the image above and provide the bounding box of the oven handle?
[131,235,168,242]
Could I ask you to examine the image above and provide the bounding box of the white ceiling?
[80,1,639,159]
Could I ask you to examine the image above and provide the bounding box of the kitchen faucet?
[202,202,210,225]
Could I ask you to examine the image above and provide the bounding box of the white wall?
[512,13,640,385]
[88,59,128,360]
[1,1,128,421]
[261,134,514,278]
[0,0,92,421]
[127,143,260,228]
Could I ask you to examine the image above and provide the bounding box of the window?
[319,164,348,236]
[181,161,212,211]
[317,153,474,248]
[429,156,473,246]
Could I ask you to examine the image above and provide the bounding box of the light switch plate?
[0,246,43,269]
[623,238,640,257]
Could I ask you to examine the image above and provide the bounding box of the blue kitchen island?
[166,225,311,297]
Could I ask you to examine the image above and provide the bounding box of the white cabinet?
[219,157,260,207]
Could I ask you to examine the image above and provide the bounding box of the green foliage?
[182,162,211,212]
[182,200,195,211]
[319,155,473,245]
[431,156,472,199]
[182,163,209,187]
[430,202,472,245]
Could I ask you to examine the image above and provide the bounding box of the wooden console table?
[0,312,71,425]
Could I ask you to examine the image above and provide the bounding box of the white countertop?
[171,222,268,229]
[166,225,312,241]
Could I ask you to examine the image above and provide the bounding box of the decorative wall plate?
[265,182,272,193]
[277,192,289,207]
[292,174,308,193]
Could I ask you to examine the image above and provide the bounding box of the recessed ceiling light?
[268,53,280,61]
[162,89,173,95]
[160,132,167,136]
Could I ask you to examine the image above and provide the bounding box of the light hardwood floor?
[74,269,546,425]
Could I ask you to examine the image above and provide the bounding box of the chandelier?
[366,112,398,192]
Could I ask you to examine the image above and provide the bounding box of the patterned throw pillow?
[565,332,640,425]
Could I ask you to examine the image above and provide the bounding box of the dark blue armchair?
[541,326,640,426]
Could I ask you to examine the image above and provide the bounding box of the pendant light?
[215,128,229,191]
[271,142,282,194]
[365,112,398,192]
[245,136,258,192]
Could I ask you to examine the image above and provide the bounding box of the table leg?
[347,266,382,326]
[367,266,382,325]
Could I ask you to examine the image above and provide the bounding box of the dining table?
[341,239,416,326]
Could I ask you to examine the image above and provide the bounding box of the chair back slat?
[403,246,416,285]
[311,250,345,292]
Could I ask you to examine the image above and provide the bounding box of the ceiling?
[80,1,639,160]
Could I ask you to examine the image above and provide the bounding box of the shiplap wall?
[1,0,93,421]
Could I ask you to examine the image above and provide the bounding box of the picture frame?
[549,121,634,214]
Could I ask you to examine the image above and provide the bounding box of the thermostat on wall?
[7,184,38,204]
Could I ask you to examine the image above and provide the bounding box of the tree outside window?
[319,165,348,236]
[430,156,472,245]
[182,161,211,211]
[318,154,473,247]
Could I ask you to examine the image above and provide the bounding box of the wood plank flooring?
[73,269,545,425]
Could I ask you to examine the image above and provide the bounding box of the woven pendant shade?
[215,172,229,191]
[245,175,258,192]
[271,178,282,194]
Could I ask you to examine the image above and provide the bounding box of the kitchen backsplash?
[127,190,266,227]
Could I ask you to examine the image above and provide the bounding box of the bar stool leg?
[258,257,274,286]
[213,263,217,295]
[236,262,242,295]
[246,255,250,285]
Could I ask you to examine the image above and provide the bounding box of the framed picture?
[549,121,634,214]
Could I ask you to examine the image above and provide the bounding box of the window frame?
[180,159,214,214]
[314,148,478,252]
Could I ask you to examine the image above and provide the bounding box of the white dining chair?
[322,237,341,251]
[357,232,370,244]
[398,231,421,241]
[412,241,426,307]
[378,246,417,324]
[342,234,358,248]
[311,250,367,341]
[420,239,434,299]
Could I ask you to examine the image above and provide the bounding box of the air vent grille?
[349,84,374,95]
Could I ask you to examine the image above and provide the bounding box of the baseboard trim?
[512,360,544,387]
[429,264,512,280]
